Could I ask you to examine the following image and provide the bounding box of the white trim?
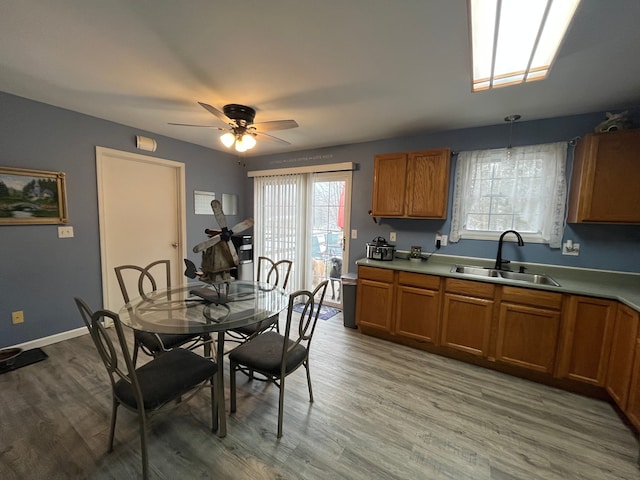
[248,162,355,177]
[7,327,87,350]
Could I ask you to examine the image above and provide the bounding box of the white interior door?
[96,147,186,311]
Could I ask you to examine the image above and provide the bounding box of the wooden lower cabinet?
[626,339,640,429]
[606,303,639,409]
[440,279,494,357]
[394,272,440,343]
[495,286,563,374]
[556,296,616,385]
[355,266,395,332]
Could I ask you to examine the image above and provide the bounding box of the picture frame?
[0,166,68,225]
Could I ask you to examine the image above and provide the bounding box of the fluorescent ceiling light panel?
[469,0,580,92]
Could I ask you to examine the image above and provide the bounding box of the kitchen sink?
[450,265,560,287]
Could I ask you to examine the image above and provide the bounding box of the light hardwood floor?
[1,312,638,480]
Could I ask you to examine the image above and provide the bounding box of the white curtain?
[253,174,308,291]
[450,142,567,248]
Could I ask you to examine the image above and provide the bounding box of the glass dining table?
[118,280,289,437]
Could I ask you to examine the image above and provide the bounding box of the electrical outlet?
[562,241,580,256]
[389,232,396,242]
[58,226,74,238]
[12,310,24,324]
[435,234,448,247]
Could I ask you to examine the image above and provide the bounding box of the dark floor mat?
[0,348,48,374]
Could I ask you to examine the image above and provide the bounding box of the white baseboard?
[9,327,88,351]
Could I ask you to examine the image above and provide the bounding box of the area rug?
[0,348,48,375]
[292,303,341,321]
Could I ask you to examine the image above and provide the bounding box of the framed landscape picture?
[0,167,68,225]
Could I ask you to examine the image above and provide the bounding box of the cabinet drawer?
[445,278,495,298]
[398,271,440,289]
[358,266,394,283]
[501,286,563,310]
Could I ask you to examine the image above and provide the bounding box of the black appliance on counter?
[231,235,253,280]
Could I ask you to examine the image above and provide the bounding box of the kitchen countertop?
[356,254,640,312]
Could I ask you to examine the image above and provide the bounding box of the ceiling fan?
[170,102,298,152]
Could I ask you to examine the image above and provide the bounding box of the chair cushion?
[231,315,278,336]
[135,331,199,352]
[115,348,217,410]
[229,331,307,376]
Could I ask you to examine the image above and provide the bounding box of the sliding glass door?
[307,172,351,307]
[253,169,351,308]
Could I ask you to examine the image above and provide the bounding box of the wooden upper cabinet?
[567,129,640,223]
[371,153,408,216]
[556,296,616,386]
[371,148,451,218]
[406,149,451,218]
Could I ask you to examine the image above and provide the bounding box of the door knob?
[171,242,179,248]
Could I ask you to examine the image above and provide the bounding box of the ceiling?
[1,0,639,156]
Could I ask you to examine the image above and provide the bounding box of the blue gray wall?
[245,108,640,276]
[1,92,246,348]
[2,91,639,348]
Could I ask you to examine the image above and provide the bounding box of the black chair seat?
[229,331,307,376]
[115,348,217,410]
[134,331,200,353]
[231,315,278,337]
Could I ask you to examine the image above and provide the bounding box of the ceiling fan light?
[234,140,248,152]
[241,134,256,150]
[220,132,235,148]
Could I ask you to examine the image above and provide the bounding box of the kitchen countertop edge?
[355,255,640,312]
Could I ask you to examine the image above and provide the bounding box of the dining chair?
[115,260,210,364]
[229,280,329,438]
[227,256,292,341]
[74,297,218,480]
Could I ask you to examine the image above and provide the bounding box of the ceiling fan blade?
[255,131,291,145]
[198,102,232,123]
[168,122,225,130]
[252,119,299,132]
[193,234,221,253]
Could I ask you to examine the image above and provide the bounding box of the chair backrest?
[256,256,292,289]
[114,259,171,303]
[281,280,329,361]
[74,297,141,400]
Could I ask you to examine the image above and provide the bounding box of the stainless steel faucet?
[495,230,524,270]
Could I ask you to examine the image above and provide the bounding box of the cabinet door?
[441,293,493,357]
[606,303,639,409]
[405,149,451,218]
[496,303,561,374]
[395,285,439,343]
[556,296,616,385]
[371,153,407,216]
[356,278,394,332]
[568,129,640,223]
[625,339,640,430]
